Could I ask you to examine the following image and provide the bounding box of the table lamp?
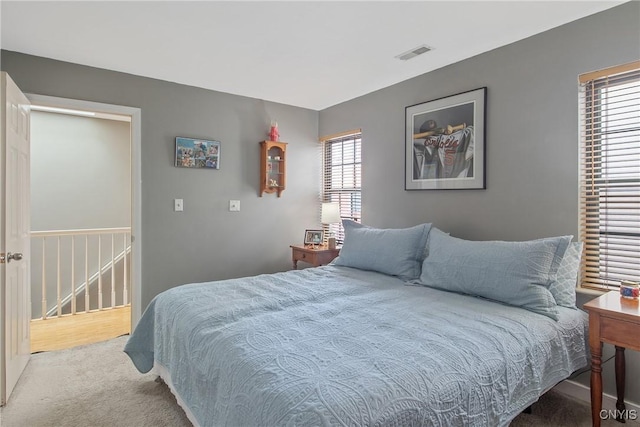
[321,202,340,249]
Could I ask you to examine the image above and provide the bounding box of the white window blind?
[579,61,640,289]
[321,130,362,243]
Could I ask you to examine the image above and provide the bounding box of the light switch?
[174,199,183,212]
[229,200,240,212]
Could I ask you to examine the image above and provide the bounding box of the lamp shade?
[321,202,340,224]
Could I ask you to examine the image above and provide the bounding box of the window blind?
[579,61,640,289]
[320,130,362,243]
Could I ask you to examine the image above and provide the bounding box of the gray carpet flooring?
[0,335,637,427]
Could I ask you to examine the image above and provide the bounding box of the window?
[579,61,640,289]
[320,130,362,243]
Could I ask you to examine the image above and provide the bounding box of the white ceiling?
[0,1,626,110]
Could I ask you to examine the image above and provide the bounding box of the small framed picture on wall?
[175,136,221,169]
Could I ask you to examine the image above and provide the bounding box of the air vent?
[395,44,433,61]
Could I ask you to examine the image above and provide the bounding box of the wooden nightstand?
[290,245,340,269]
[584,291,640,426]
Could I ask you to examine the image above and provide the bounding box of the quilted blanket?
[125,265,588,427]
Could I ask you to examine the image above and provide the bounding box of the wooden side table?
[290,245,340,269]
[584,291,640,426]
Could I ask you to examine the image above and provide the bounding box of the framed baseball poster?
[405,87,486,190]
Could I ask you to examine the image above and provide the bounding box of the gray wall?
[2,0,638,406]
[320,2,640,240]
[31,111,131,230]
[1,50,320,310]
[319,2,640,406]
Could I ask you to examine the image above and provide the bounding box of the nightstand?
[290,245,340,269]
[584,291,640,426]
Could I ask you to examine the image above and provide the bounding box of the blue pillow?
[343,219,365,231]
[419,232,572,320]
[424,227,449,258]
[550,242,583,308]
[334,220,432,281]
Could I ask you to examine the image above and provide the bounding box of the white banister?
[31,227,131,237]
[30,227,131,320]
[85,234,89,314]
[71,236,76,315]
[98,234,103,310]
[41,238,47,319]
[123,233,128,306]
[111,234,115,307]
[57,237,61,317]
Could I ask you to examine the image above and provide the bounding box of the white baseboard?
[554,379,640,413]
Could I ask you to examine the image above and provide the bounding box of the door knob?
[2,252,23,263]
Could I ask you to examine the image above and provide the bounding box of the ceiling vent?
[395,44,433,61]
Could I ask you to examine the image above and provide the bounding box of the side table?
[290,245,340,269]
[584,291,640,426]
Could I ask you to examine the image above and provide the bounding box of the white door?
[0,72,31,405]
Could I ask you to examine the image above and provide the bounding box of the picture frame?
[304,229,324,245]
[405,87,486,190]
[175,136,221,169]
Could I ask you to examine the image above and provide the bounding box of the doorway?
[26,95,141,350]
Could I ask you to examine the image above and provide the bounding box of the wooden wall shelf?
[260,140,287,197]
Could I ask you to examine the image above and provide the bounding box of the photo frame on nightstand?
[304,229,324,245]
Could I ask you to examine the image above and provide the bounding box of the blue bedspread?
[125,265,588,427]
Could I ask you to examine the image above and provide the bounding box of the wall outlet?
[174,199,183,212]
[229,200,240,212]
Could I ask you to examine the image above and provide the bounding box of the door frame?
[27,94,142,326]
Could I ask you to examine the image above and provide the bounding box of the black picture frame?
[405,87,486,190]
[304,229,324,245]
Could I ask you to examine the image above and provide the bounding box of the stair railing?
[30,227,131,320]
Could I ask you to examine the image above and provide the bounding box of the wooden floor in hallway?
[30,305,131,353]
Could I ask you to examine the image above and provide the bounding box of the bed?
[125,261,588,427]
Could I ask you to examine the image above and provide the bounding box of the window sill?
[576,286,608,297]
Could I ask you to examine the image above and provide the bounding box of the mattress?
[125,265,588,427]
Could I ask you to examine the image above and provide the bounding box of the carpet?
[0,335,637,426]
